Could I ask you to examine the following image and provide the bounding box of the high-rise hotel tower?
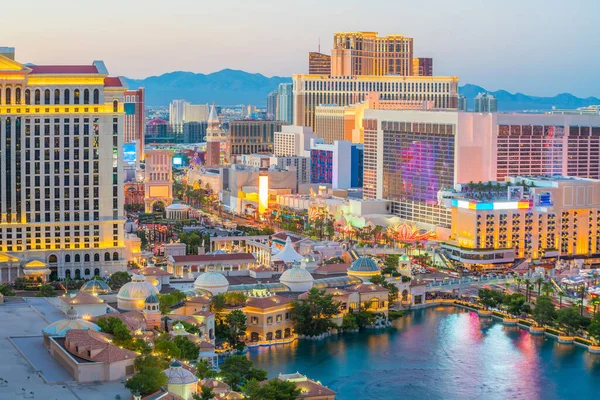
[0,48,126,282]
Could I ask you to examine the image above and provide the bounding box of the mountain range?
[124,70,600,112]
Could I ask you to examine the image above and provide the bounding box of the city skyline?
[3,0,599,97]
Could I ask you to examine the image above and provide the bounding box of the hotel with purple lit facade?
[363,110,600,230]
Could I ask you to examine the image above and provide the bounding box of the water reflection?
[248,308,600,400]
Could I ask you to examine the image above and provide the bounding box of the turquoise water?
[248,307,600,400]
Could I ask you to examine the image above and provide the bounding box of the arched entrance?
[75,269,81,279]
[275,330,282,340]
[250,332,259,342]
[284,328,291,338]
[266,332,273,341]
[152,201,165,214]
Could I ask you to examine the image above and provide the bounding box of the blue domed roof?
[145,294,159,304]
[348,257,379,272]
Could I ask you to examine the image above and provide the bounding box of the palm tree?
[535,277,544,296]
[504,282,511,293]
[527,283,535,302]
[577,284,587,316]
[558,291,564,309]
[524,278,532,302]
[541,281,554,297]
[514,276,523,293]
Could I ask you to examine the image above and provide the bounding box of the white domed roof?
[280,266,314,284]
[194,272,229,291]
[117,275,159,301]
[164,361,198,385]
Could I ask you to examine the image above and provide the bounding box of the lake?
[248,307,600,400]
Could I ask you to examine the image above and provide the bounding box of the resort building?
[440,176,600,268]
[277,83,294,124]
[362,110,600,231]
[412,57,433,76]
[49,329,137,382]
[169,296,215,342]
[144,149,174,213]
[0,48,127,281]
[42,306,101,348]
[229,120,288,157]
[310,139,363,189]
[205,104,227,166]
[330,32,413,77]
[293,74,459,130]
[123,87,145,162]
[244,285,294,344]
[308,52,331,75]
[166,253,257,277]
[274,125,318,157]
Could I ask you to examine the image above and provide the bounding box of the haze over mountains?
[124,70,600,112]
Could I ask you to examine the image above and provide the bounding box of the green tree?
[556,306,583,336]
[523,278,532,302]
[0,284,15,296]
[193,386,215,400]
[541,281,554,297]
[244,378,301,400]
[108,271,131,289]
[153,335,181,359]
[224,291,248,307]
[535,277,544,295]
[222,310,247,350]
[159,293,178,315]
[532,295,556,326]
[478,288,504,310]
[587,313,600,344]
[179,320,201,335]
[219,355,267,391]
[125,367,168,396]
[341,313,359,330]
[173,336,200,360]
[503,293,527,316]
[37,284,55,297]
[134,354,170,372]
[195,359,216,380]
[210,293,227,317]
[290,288,341,336]
[96,317,132,345]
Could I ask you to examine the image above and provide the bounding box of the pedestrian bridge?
[425,275,513,290]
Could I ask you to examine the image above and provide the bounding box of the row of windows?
[0,88,101,105]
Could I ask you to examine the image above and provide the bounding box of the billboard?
[123,142,137,166]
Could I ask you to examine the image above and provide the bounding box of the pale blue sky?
[2,0,597,97]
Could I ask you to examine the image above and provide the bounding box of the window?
[94,253,100,262]
[15,88,21,104]
[74,89,80,104]
[64,89,70,104]
[104,252,110,261]
[93,89,99,104]
[25,89,30,105]
[112,252,119,261]
[83,89,90,104]
[35,89,40,105]
[65,254,71,263]
[84,254,90,262]
[113,100,118,112]
[54,89,60,104]
[44,89,50,105]
[5,88,11,104]
[84,268,90,276]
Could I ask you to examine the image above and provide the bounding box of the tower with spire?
[205,104,226,166]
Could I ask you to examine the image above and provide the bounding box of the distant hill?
[123,69,291,106]
[124,69,600,111]
[459,84,600,112]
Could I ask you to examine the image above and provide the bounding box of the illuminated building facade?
[412,58,433,76]
[310,139,363,189]
[363,110,600,229]
[144,149,173,212]
[0,48,126,280]
[331,32,413,77]
[308,52,331,75]
[293,74,459,130]
[229,120,287,156]
[315,92,435,144]
[441,176,600,267]
[124,87,144,162]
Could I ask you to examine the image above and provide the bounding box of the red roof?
[171,253,256,263]
[29,65,99,74]
[104,77,123,87]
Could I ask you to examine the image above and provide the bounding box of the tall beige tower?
[205,104,226,166]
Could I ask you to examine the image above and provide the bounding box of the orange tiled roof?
[245,295,291,309]
[347,283,388,294]
[60,291,105,305]
[65,329,137,363]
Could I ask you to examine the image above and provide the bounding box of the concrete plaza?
[0,299,130,400]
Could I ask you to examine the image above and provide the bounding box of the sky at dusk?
[2,0,598,97]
